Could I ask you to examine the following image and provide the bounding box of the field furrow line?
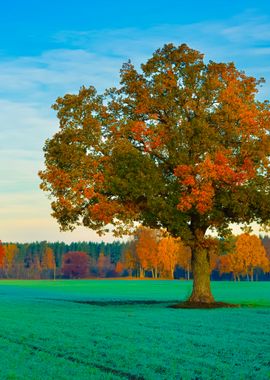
[0,333,145,380]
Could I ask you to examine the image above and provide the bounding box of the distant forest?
[0,240,129,279]
[1,232,270,281]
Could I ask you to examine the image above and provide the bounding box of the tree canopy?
[39,43,270,304]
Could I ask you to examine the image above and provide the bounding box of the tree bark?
[188,247,214,303]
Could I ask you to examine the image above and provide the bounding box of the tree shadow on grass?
[64,299,179,307]
[40,298,245,308]
[71,300,242,308]
[40,298,270,309]
[41,298,179,307]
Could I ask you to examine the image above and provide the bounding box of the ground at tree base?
[169,301,240,309]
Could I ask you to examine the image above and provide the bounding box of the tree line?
[0,240,128,279]
[120,228,270,281]
[0,230,270,280]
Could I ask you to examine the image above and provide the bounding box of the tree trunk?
[188,247,214,303]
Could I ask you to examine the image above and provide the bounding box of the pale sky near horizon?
[1,0,270,243]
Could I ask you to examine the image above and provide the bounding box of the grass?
[0,279,269,379]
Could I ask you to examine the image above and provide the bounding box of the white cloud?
[0,100,53,205]
[0,49,122,105]
[220,13,270,44]
[1,14,270,105]
[0,99,54,148]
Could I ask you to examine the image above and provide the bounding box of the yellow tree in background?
[220,234,269,280]
[115,261,124,276]
[41,247,56,279]
[158,236,184,279]
[122,247,138,277]
[235,233,269,280]
[219,251,243,281]
[3,244,18,278]
[135,227,159,278]
[97,252,112,277]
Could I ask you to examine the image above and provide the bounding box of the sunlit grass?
[0,280,269,379]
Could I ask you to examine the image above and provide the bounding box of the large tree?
[39,43,270,304]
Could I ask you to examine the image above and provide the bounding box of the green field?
[0,280,269,380]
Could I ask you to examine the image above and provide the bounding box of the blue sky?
[1,0,270,242]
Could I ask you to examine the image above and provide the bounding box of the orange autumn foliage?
[115,261,124,275]
[97,252,113,277]
[158,236,179,278]
[135,227,159,277]
[220,234,270,280]
[3,244,18,276]
[122,247,138,276]
[174,152,255,215]
[235,234,269,279]
[41,247,56,271]
[219,253,243,281]
[158,236,190,279]
[129,228,193,279]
